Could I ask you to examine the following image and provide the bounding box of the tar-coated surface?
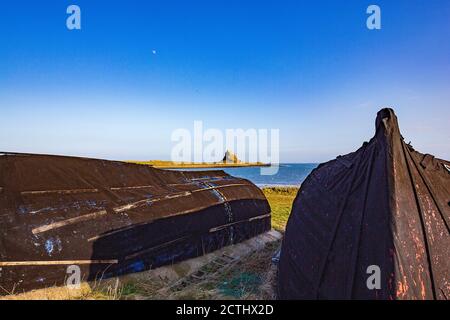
[278,109,449,300]
[0,154,270,294]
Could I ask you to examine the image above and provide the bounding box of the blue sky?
[0,1,449,162]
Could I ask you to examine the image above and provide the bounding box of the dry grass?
[2,240,281,301]
[2,281,122,300]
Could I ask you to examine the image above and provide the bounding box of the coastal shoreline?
[258,184,300,189]
[129,161,271,169]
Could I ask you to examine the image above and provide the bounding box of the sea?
[177,163,318,187]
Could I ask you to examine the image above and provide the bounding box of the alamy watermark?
[366,265,381,290]
[65,5,382,31]
[366,5,381,30]
[66,265,81,289]
[66,5,81,30]
[171,121,280,175]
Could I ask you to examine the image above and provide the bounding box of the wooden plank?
[190,183,249,193]
[248,213,271,221]
[31,184,258,235]
[22,188,99,196]
[0,259,118,266]
[32,210,108,234]
[110,185,155,191]
[124,235,190,260]
[209,214,271,233]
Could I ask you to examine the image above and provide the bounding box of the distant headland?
[129,150,270,169]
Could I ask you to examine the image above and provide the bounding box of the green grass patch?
[263,186,298,232]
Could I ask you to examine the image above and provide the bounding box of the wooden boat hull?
[0,153,271,294]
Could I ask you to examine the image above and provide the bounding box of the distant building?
[222,150,241,164]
